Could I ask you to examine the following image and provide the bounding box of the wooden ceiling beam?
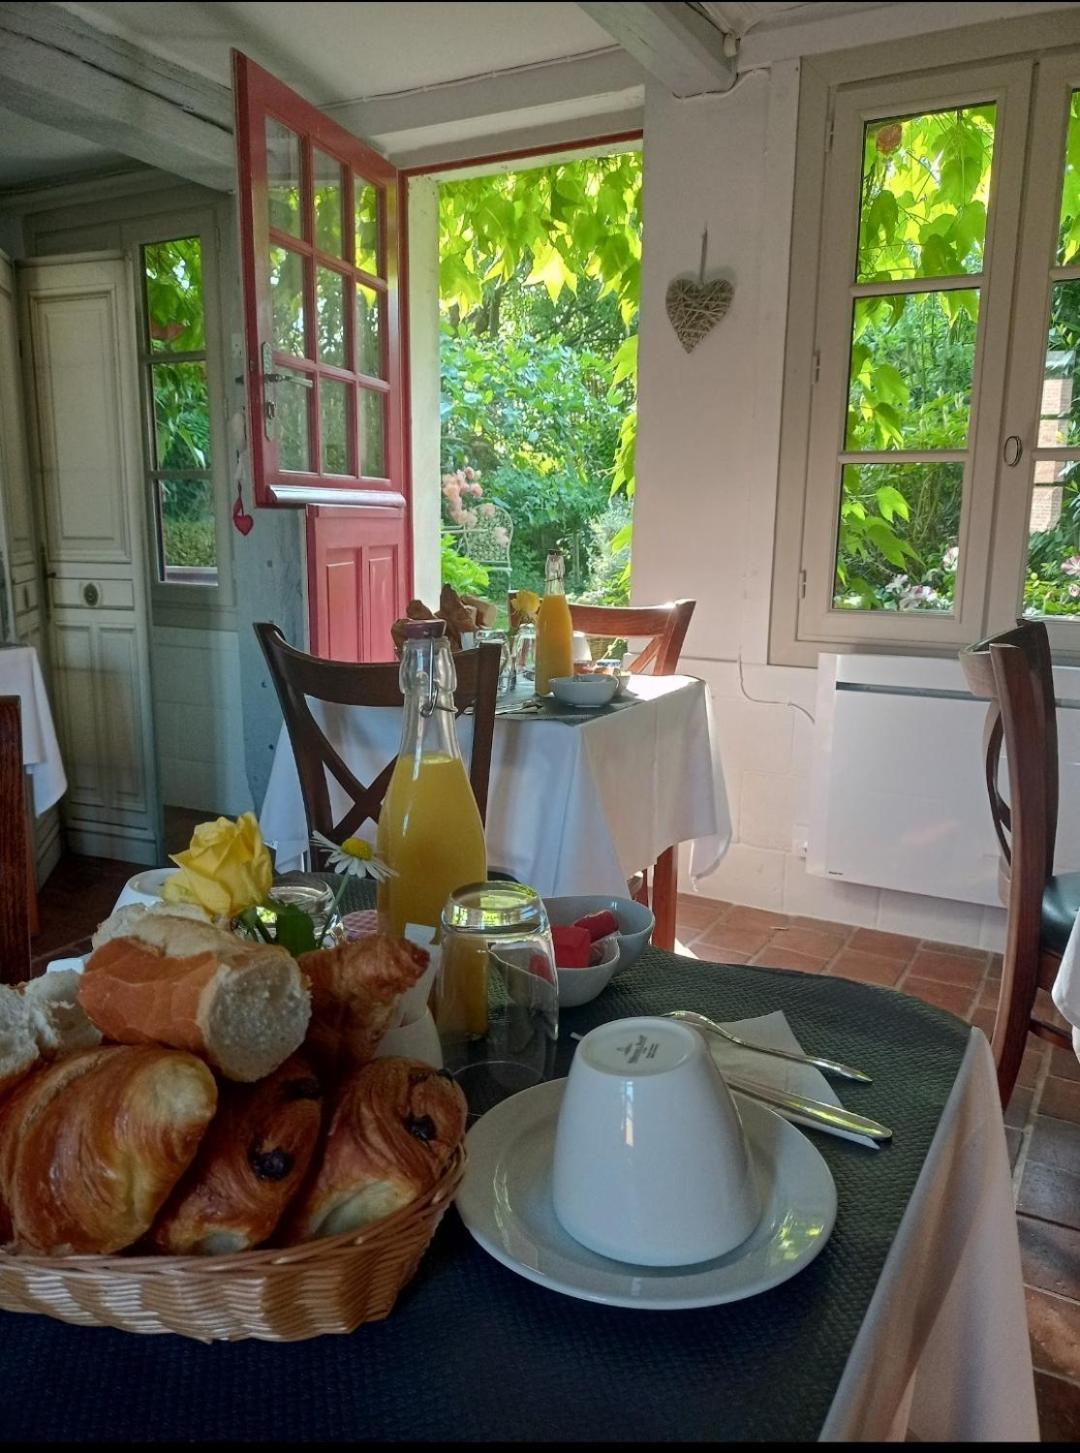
[576,2,736,97]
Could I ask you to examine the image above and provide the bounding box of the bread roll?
[152,1054,323,1256]
[21,971,102,1057]
[0,985,39,1102]
[0,1045,217,1255]
[91,901,212,950]
[286,1057,466,1242]
[299,936,428,1076]
[79,912,311,1083]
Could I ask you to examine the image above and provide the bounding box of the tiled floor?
[22,862,1080,1437]
[675,892,1080,1442]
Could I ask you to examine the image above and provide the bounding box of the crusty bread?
[152,1054,323,1256]
[91,901,214,952]
[0,1045,218,1255]
[299,936,429,1077]
[285,1057,466,1243]
[79,916,311,1083]
[21,971,102,1057]
[0,985,39,1103]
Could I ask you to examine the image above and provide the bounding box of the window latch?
[1003,435,1023,467]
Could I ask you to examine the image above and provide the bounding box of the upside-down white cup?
[552,1016,762,1266]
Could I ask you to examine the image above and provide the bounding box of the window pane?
[1038,281,1080,448]
[355,179,380,275]
[1025,458,1080,619]
[151,361,210,470]
[846,290,979,451]
[833,461,964,611]
[857,104,995,282]
[359,387,385,476]
[276,368,310,471]
[316,266,345,365]
[320,378,351,475]
[269,245,306,357]
[1058,91,1080,265]
[143,238,205,353]
[266,118,302,237]
[313,149,343,257]
[159,478,217,584]
[356,282,382,377]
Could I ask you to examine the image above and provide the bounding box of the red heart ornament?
[232,494,254,536]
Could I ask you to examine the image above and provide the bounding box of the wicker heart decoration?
[665,277,733,353]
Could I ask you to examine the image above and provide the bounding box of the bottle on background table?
[535,550,573,695]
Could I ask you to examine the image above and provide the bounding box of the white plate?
[457,1078,836,1310]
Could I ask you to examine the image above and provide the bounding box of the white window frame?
[771,8,1080,668]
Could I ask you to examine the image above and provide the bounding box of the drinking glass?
[476,626,515,696]
[434,881,558,1116]
[237,875,345,946]
[513,622,536,682]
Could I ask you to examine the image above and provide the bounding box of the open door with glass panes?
[233,52,408,661]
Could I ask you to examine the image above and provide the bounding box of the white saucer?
[456,1078,836,1310]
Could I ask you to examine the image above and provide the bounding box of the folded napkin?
[707,1010,879,1150]
[45,955,87,976]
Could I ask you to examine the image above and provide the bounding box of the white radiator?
[807,653,1080,907]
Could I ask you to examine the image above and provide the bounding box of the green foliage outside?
[438,153,641,603]
[836,95,1080,619]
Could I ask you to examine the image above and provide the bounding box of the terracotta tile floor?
[23,863,1080,1437]
[676,892,1080,1441]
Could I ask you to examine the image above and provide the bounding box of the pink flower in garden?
[1062,555,1080,577]
[442,479,462,501]
[1070,584,1080,599]
[464,466,475,481]
[493,525,510,548]
[480,502,496,518]
[942,546,959,572]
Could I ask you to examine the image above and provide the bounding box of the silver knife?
[725,1072,892,1142]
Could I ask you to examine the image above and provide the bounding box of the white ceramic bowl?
[552,1017,762,1266]
[549,674,619,709]
[544,895,654,975]
[555,935,620,1008]
[111,866,180,913]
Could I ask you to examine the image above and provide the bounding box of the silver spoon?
[663,1009,872,1084]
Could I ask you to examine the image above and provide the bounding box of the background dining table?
[259,672,731,900]
[0,883,1036,1444]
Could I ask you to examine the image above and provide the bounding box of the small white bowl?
[544,895,654,975]
[111,866,180,913]
[556,935,620,1008]
[549,674,619,709]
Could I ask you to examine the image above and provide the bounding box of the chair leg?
[652,846,677,951]
[632,870,650,907]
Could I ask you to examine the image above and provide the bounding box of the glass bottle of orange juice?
[535,550,573,695]
[376,620,487,939]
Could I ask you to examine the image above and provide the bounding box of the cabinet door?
[0,253,36,642]
[21,255,161,864]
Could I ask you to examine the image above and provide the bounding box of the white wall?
[632,69,1005,950]
[151,625,252,816]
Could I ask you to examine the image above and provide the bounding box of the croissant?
[152,1054,323,1256]
[0,1045,218,1255]
[299,936,429,1078]
[285,1057,466,1242]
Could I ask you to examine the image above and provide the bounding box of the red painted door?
[232,52,410,659]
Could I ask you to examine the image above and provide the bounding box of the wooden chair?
[255,624,502,857]
[507,597,696,949]
[0,697,30,985]
[960,620,1077,1103]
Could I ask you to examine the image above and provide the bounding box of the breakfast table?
[0,882,1035,1444]
[258,673,731,910]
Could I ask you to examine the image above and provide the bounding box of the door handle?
[1003,434,1023,467]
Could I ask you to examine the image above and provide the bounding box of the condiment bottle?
[535,551,573,695]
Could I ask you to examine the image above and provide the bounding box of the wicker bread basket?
[0,1143,465,1343]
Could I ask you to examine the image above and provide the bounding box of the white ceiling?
[60,1,617,104]
[0,106,129,187]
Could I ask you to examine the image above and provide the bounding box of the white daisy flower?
[311,830,394,881]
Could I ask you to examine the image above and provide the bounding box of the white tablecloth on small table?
[0,644,66,815]
[1052,905,1080,1062]
[259,674,731,897]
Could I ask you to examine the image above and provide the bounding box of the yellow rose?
[513,589,541,620]
[162,812,273,919]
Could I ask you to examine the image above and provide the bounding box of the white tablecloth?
[259,674,731,896]
[1052,909,1080,1062]
[823,1028,1037,1441]
[0,644,66,815]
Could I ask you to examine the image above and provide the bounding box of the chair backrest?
[0,696,30,985]
[507,596,696,676]
[255,624,502,854]
[960,618,1069,1098]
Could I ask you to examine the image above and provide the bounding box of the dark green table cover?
[0,885,970,1443]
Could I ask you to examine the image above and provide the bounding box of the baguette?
[151,1054,323,1256]
[21,971,102,1057]
[79,911,311,1083]
[0,985,39,1103]
[285,1057,466,1242]
[0,1045,217,1255]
